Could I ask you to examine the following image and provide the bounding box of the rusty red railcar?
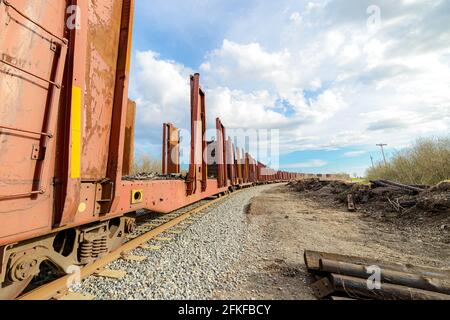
[0,0,301,299]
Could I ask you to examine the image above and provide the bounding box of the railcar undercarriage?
[0,216,134,299]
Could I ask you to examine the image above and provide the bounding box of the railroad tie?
[121,255,147,262]
[56,292,95,301]
[143,222,160,227]
[155,237,173,242]
[140,244,162,251]
[168,229,183,235]
[94,269,127,280]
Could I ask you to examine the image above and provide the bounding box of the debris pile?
[288,178,450,243]
[288,178,450,216]
[305,250,450,300]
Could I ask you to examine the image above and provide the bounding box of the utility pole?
[376,144,388,166]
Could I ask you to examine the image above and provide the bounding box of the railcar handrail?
[0,190,45,201]
[0,58,62,89]
[0,125,53,138]
[0,0,68,44]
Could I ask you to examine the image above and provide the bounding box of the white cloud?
[290,12,302,24]
[202,39,347,125]
[129,51,193,154]
[207,87,290,129]
[343,151,366,158]
[284,159,328,169]
[130,0,450,170]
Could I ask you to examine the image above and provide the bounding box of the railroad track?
[18,190,239,300]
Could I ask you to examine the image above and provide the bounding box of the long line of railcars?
[0,0,304,299]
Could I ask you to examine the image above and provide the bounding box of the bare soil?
[214,184,450,300]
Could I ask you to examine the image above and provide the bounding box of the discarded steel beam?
[305,250,450,300]
[305,250,450,278]
[320,258,450,295]
[331,274,450,300]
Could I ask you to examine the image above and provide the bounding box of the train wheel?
[0,277,33,300]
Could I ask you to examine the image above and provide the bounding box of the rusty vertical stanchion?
[216,118,226,188]
[162,124,168,175]
[187,74,207,195]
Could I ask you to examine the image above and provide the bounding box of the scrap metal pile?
[304,250,450,300]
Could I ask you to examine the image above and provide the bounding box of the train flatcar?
[0,0,301,299]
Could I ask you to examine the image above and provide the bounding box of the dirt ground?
[215,184,450,300]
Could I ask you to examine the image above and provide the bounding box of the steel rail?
[18,190,239,300]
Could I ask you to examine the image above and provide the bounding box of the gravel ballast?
[72,185,277,300]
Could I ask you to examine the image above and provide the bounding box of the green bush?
[366,137,450,185]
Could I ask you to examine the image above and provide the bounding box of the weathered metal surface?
[114,179,229,215]
[332,274,450,300]
[216,118,227,188]
[227,137,237,186]
[187,74,207,195]
[311,277,335,299]
[19,195,230,300]
[236,148,243,184]
[122,99,136,176]
[320,258,450,295]
[0,0,303,299]
[81,0,123,179]
[162,123,180,175]
[0,0,67,242]
[305,250,450,300]
[305,250,450,277]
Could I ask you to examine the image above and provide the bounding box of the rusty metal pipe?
[320,258,450,295]
[331,274,450,300]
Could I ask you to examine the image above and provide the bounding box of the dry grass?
[133,154,162,174]
[334,173,352,181]
[366,137,450,185]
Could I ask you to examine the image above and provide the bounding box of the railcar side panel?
[0,0,67,242]
[81,0,123,180]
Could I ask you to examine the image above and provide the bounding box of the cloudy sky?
[129,0,450,176]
